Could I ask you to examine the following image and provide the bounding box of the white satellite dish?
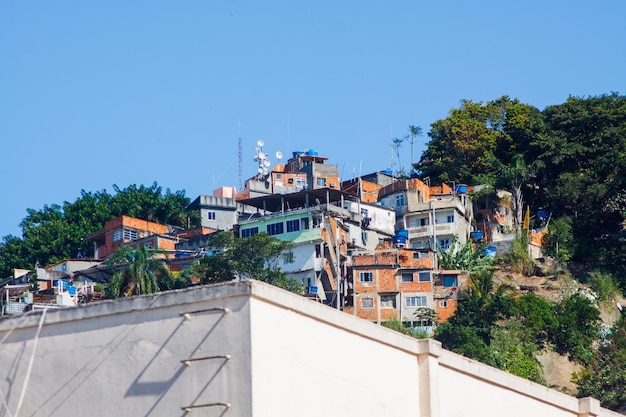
[258,167,264,174]
[263,159,271,167]
[257,139,264,147]
[258,152,266,159]
[276,151,283,160]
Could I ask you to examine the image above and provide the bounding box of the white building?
[0,280,618,417]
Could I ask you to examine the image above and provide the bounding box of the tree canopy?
[0,182,196,279]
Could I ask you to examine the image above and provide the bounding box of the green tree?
[550,293,600,363]
[194,232,302,293]
[106,246,171,298]
[543,216,574,263]
[437,235,492,272]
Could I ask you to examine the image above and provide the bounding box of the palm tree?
[107,246,171,298]
[407,125,423,167]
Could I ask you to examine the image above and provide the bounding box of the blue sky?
[2,1,625,238]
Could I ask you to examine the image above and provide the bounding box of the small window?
[439,301,448,308]
[241,227,259,238]
[316,177,327,187]
[439,238,451,250]
[418,271,431,282]
[286,219,300,233]
[123,228,138,241]
[405,295,427,308]
[144,243,152,249]
[401,272,413,283]
[296,178,307,187]
[360,272,373,282]
[300,217,310,230]
[446,214,454,223]
[396,194,405,208]
[361,298,374,310]
[413,252,419,259]
[207,211,216,221]
[443,276,458,287]
[276,173,283,180]
[267,222,284,236]
[112,229,122,242]
[283,252,294,264]
[380,295,396,309]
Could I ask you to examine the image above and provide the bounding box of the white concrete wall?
[0,281,620,417]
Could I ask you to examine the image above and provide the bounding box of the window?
[123,228,138,241]
[300,217,310,230]
[418,271,431,282]
[443,276,458,287]
[286,219,300,233]
[401,272,413,283]
[112,229,122,242]
[446,214,454,223]
[439,301,448,308]
[266,222,284,236]
[276,173,283,180]
[207,211,216,221]
[439,238,451,250]
[316,177,326,187]
[380,295,396,309]
[296,178,307,187]
[144,243,152,249]
[396,194,405,208]
[405,295,428,308]
[361,298,374,309]
[283,252,294,264]
[241,227,259,238]
[359,272,373,282]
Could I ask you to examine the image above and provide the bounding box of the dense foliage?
[418,93,626,278]
[0,182,196,279]
[193,231,303,293]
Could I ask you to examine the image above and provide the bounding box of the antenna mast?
[238,122,243,191]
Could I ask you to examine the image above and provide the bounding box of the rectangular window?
[241,227,259,238]
[361,298,374,310]
[380,295,396,309]
[283,252,294,264]
[401,272,413,283]
[359,272,373,282]
[418,271,431,282]
[439,301,448,308]
[316,177,327,187]
[439,238,451,250]
[446,214,454,223]
[207,211,216,221]
[112,229,122,242]
[266,222,284,236]
[276,173,283,180]
[123,228,138,241]
[396,194,405,208]
[300,217,310,230]
[296,178,307,187]
[443,276,458,287]
[144,243,152,249]
[286,219,300,233]
[405,295,427,308]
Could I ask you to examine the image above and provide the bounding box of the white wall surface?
[0,281,620,417]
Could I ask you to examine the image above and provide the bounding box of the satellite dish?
[258,167,264,174]
[257,139,264,147]
[258,152,266,159]
[276,151,283,160]
[263,159,271,167]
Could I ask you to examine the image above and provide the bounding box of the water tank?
[392,235,407,246]
[382,169,393,176]
[454,184,468,194]
[537,210,549,220]
[483,246,497,258]
[470,230,484,240]
[396,229,409,238]
[305,149,318,156]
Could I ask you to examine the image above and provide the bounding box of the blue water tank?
[470,230,484,240]
[305,149,319,156]
[483,246,497,258]
[392,235,407,246]
[396,229,409,238]
[382,169,393,176]
[454,184,468,193]
[537,210,549,219]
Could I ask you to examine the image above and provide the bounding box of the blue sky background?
[2,1,625,238]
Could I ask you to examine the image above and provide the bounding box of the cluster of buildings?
[2,148,525,329]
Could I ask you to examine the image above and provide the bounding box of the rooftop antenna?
[253,139,271,179]
[238,121,243,191]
